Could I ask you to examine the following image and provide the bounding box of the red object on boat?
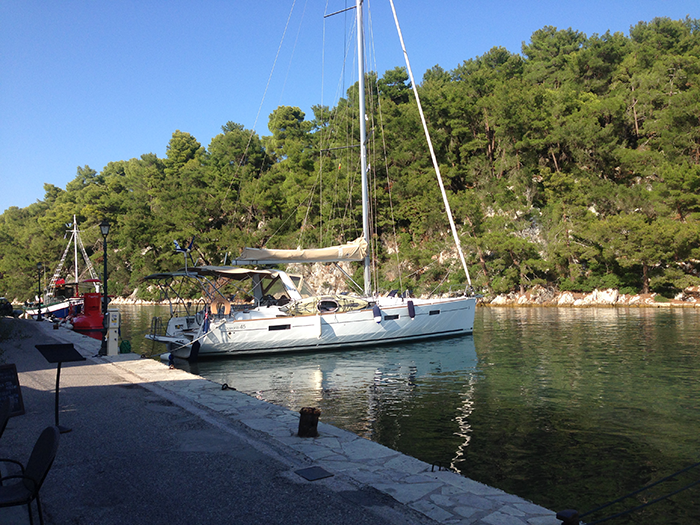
[71,292,104,340]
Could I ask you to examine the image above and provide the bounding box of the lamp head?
[99,219,110,237]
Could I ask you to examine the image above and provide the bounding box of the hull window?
[429,310,441,316]
[269,324,291,331]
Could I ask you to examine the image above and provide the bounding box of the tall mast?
[356,0,371,296]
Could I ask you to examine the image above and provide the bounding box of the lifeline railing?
[144,317,165,358]
[557,460,700,524]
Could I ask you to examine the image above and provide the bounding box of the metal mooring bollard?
[298,407,321,437]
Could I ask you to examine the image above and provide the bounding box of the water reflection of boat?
[182,336,478,407]
[180,336,479,460]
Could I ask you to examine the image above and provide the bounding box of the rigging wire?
[300,0,356,250]
[335,2,358,247]
[428,268,452,298]
[318,0,329,247]
[243,0,461,297]
[276,0,310,110]
[219,0,298,212]
[265,185,318,248]
[325,4,363,247]
[388,0,473,289]
[365,0,380,293]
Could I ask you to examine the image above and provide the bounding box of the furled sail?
[232,238,367,265]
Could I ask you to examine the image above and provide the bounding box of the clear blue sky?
[1,0,696,214]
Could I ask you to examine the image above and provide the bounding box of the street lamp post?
[99,219,110,354]
[37,262,43,321]
[100,219,110,313]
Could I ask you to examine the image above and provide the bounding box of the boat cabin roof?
[63,278,102,286]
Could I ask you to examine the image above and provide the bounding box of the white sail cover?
[232,238,367,265]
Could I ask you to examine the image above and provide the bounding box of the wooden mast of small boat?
[356,0,371,296]
[72,216,79,289]
[47,216,101,296]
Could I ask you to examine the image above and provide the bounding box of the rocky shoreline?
[479,285,700,307]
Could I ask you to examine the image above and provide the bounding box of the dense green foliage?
[2,17,700,301]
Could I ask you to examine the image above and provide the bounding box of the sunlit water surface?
[119,306,700,524]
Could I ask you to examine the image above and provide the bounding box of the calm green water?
[118,306,700,524]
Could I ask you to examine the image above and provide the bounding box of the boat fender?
[189,341,201,362]
[168,353,175,369]
[407,300,415,319]
[373,304,382,323]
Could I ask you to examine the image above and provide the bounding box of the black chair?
[0,426,60,525]
[0,398,10,441]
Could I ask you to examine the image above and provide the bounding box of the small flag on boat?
[203,308,210,333]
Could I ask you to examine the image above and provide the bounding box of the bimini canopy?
[230,237,367,265]
[190,266,286,281]
[143,267,285,282]
[142,266,305,301]
[142,271,196,281]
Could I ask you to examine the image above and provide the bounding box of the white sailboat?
[146,0,477,359]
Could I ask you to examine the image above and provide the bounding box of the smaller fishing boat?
[25,217,101,319]
[24,283,81,319]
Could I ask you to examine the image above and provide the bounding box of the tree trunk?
[642,263,649,294]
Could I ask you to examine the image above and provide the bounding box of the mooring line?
[558,460,700,524]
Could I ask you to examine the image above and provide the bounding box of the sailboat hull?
[159,296,476,358]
